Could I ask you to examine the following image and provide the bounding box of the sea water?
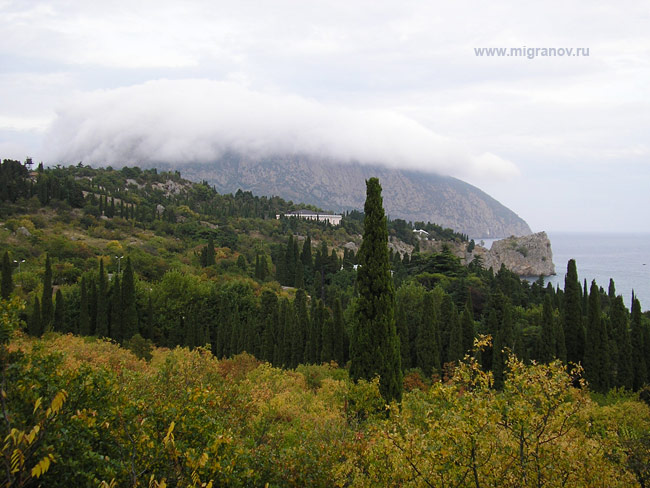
[537,233,650,311]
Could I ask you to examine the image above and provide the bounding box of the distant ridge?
[154,153,531,238]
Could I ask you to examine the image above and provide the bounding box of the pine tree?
[53,289,65,332]
[28,297,42,337]
[41,254,53,331]
[416,292,440,377]
[562,260,584,364]
[96,260,109,337]
[1,251,13,299]
[78,277,90,336]
[539,293,556,363]
[350,178,402,403]
[584,280,609,392]
[121,257,138,341]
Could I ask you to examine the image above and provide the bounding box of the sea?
[479,233,650,312]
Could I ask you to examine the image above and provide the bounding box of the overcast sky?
[1,0,649,233]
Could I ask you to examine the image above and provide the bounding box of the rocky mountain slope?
[155,153,531,238]
[476,232,555,276]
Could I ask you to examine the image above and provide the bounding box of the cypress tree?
[631,296,647,390]
[460,302,475,356]
[230,305,241,355]
[332,297,347,365]
[611,295,633,389]
[294,260,304,289]
[96,260,109,337]
[539,293,556,363]
[492,301,514,390]
[416,292,440,377]
[53,289,65,332]
[447,308,464,365]
[281,299,294,367]
[321,312,335,363]
[555,310,567,363]
[88,277,97,335]
[562,259,584,364]
[350,177,402,403]
[110,275,122,341]
[28,297,42,337]
[292,289,309,367]
[396,300,411,370]
[205,237,216,267]
[121,258,138,341]
[1,251,13,299]
[584,280,609,392]
[144,295,155,341]
[41,254,53,331]
[78,277,90,336]
[260,291,279,363]
[308,298,323,363]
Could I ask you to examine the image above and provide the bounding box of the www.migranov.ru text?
[474,46,590,59]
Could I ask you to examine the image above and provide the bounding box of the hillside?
[153,153,532,238]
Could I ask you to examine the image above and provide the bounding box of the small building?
[277,209,342,226]
[413,229,429,237]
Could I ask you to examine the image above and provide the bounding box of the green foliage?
[1,251,13,299]
[350,178,402,403]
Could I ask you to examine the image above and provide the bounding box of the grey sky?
[1,0,649,233]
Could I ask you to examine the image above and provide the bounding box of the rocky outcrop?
[153,154,532,238]
[476,232,555,276]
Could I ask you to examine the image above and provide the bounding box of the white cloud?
[44,79,519,180]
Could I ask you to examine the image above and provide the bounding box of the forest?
[0,158,649,486]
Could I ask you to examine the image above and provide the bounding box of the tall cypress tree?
[562,259,584,364]
[460,302,475,357]
[539,293,556,363]
[41,254,53,331]
[631,295,647,390]
[96,260,109,337]
[350,177,402,403]
[28,297,42,337]
[584,280,609,392]
[611,295,633,389]
[110,275,122,341]
[1,251,13,299]
[121,258,138,341]
[78,277,90,336]
[332,297,347,365]
[292,289,309,367]
[447,309,464,365]
[493,299,514,390]
[53,289,65,333]
[416,292,440,377]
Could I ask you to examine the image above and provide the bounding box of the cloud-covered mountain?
[160,153,531,238]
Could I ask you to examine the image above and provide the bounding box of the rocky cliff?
[476,232,555,276]
[155,153,532,238]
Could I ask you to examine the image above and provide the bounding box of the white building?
[276,210,343,226]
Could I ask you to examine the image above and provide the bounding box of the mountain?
[155,153,531,238]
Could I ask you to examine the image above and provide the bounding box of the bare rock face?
[152,154,532,238]
[480,232,555,276]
